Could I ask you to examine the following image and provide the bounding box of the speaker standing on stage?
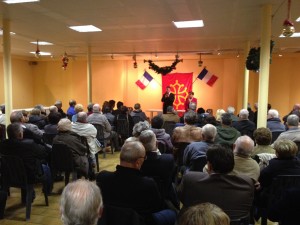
[161,86,175,114]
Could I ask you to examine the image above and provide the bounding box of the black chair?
[189,156,207,172]
[173,142,190,168]
[116,118,130,145]
[162,121,176,136]
[92,124,113,159]
[0,124,6,141]
[42,133,57,146]
[294,141,300,159]
[132,116,144,125]
[271,131,283,143]
[0,154,49,220]
[157,140,167,154]
[51,143,74,186]
[98,205,145,225]
[258,175,300,225]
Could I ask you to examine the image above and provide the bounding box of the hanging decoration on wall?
[282,0,295,37]
[144,55,183,75]
[62,52,69,70]
[245,40,275,73]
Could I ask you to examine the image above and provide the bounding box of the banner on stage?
[162,72,193,111]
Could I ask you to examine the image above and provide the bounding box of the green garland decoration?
[144,58,183,75]
[246,40,275,73]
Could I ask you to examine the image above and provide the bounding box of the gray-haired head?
[167,106,174,113]
[77,112,88,123]
[58,118,72,132]
[227,106,235,114]
[49,105,58,113]
[268,109,279,119]
[287,114,299,127]
[202,124,217,142]
[132,121,150,137]
[60,179,103,225]
[93,104,101,113]
[189,102,197,111]
[239,109,249,120]
[139,129,157,152]
[234,135,254,157]
[184,111,198,125]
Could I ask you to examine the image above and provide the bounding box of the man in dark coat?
[96,141,176,225]
[161,86,175,114]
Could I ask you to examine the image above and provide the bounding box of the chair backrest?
[271,131,283,143]
[1,154,28,188]
[92,124,105,142]
[42,133,57,145]
[132,116,143,125]
[98,205,145,225]
[294,141,300,158]
[162,121,176,136]
[173,142,190,167]
[116,117,130,138]
[0,124,6,141]
[189,156,207,172]
[157,140,167,154]
[268,175,300,210]
[51,143,74,172]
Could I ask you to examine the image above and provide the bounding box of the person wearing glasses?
[96,141,176,225]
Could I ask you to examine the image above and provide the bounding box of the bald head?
[77,112,88,123]
[234,135,254,157]
[120,141,146,164]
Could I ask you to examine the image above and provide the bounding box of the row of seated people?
[61,179,231,225]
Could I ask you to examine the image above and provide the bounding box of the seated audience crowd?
[1,100,300,225]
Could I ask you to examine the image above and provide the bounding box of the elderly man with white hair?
[139,129,178,209]
[267,109,285,133]
[183,124,217,170]
[227,106,239,122]
[276,114,300,142]
[231,135,260,182]
[60,179,103,225]
[232,109,256,140]
[72,112,101,167]
[87,103,120,151]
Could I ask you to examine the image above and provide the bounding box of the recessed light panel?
[69,25,102,32]
[296,17,300,22]
[3,0,39,4]
[30,41,53,45]
[30,51,51,56]
[173,20,204,28]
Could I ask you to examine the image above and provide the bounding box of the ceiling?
[0,0,299,60]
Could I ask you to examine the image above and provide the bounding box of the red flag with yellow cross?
[162,73,193,111]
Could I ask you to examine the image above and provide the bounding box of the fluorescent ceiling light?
[69,25,102,32]
[173,20,204,28]
[279,32,300,38]
[0,31,15,35]
[3,0,39,3]
[30,51,51,56]
[30,41,53,45]
[296,17,300,22]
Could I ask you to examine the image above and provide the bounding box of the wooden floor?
[1,150,277,225]
[1,151,119,225]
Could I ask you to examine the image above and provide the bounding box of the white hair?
[202,124,217,142]
[234,135,254,157]
[239,109,249,119]
[60,179,103,225]
[139,129,157,152]
[227,106,235,114]
[268,109,279,118]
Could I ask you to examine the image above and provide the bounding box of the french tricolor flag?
[135,71,154,90]
[197,68,218,87]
